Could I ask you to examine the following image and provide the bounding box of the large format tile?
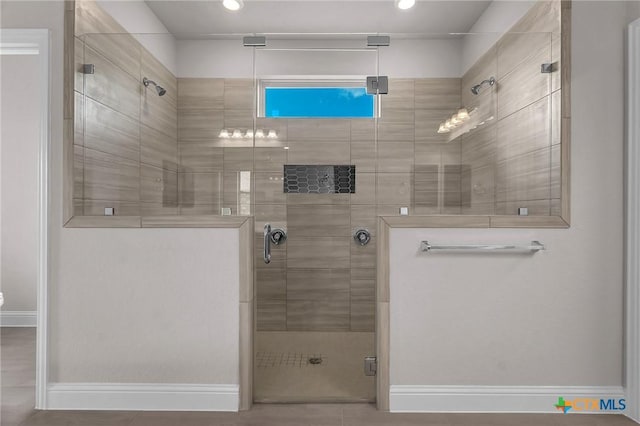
[287,205,350,237]
[286,269,350,301]
[286,236,350,269]
[81,32,140,80]
[141,91,177,140]
[178,109,224,141]
[286,140,350,165]
[376,173,411,206]
[141,49,177,105]
[287,299,350,331]
[140,164,177,206]
[287,119,350,141]
[83,148,140,202]
[496,95,551,163]
[178,78,224,110]
[414,78,461,110]
[178,172,222,206]
[224,79,254,110]
[84,97,140,161]
[377,141,414,173]
[141,124,178,171]
[83,46,140,120]
[179,141,224,173]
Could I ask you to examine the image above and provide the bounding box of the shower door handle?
[264,223,272,264]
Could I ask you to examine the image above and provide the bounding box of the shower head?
[471,77,496,95]
[142,77,166,97]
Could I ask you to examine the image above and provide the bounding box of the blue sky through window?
[265,87,374,118]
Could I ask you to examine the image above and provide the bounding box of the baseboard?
[47,383,239,411]
[389,385,626,413]
[0,311,37,327]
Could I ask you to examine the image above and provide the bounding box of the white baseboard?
[47,383,239,411]
[0,311,37,327]
[389,385,626,414]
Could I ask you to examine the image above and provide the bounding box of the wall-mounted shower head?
[471,77,496,95]
[143,77,166,96]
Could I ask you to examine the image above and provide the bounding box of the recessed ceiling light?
[223,0,244,11]
[395,0,415,10]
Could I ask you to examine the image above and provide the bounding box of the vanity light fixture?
[267,130,278,139]
[245,130,254,138]
[436,107,472,134]
[222,0,244,11]
[395,0,416,10]
[255,129,265,138]
[219,129,230,138]
[218,128,279,139]
[232,129,244,138]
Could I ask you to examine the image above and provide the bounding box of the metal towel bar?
[420,240,545,253]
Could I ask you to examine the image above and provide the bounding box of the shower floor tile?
[254,331,375,403]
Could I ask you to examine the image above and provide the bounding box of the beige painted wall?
[1,1,243,386]
[0,54,41,313]
[389,1,627,386]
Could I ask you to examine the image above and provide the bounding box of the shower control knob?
[270,229,287,245]
[354,229,371,246]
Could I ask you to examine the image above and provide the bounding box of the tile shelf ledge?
[64,214,569,229]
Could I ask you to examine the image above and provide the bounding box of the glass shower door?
[252,42,379,402]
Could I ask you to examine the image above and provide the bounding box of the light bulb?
[395,0,416,10]
[437,124,450,134]
[444,119,453,130]
[245,130,254,138]
[232,129,243,138]
[222,0,244,11]
[267,130,278,139]
[457,108,470,121]
[450,114,461,125]
[219,129,230,138]
[255,129,265,139]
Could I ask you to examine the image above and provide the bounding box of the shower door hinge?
[82,64,95,74]
[367,35,390,47]
[366,76,388,95]
[364,356,377,376]
[243,36,266,47]
[540,62,557,73]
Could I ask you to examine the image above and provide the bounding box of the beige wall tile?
[414,78,461,110]
[351,237,376,269]
[415,109,458,144]
[179,142,223,173]
[83,33,140,80]
[351,269,375,303]
[551,143,561,199]
[495,147,551,203]
[376,173,411,206]
[255,172,285,204]
[224,109,253,129]
[141,124,178,171]
[74,37,84,94]
[350,120,375,141]
[377,121,414,142]
[257,299,286,331]
[352,173,376,205]
[497,32,553,80]
[286,193,350,205]
[287,140,350,165]
[255,147,286,172]
[497,44,552,120]
[257,268,286,300]
[351,302,375,332]
[287,205,349,237]
[351,140,376,172]
[84,148,139,202]
[140,164,177,206]
[224,79,254,110]
[287,119,350,141]
[141,91,177,140]
[74,91,84,146]
[84,97,140,161]
[83,46,140,120]
[178,204,220,215]
[178,172,222,206]
[351,205,377,236]
[510,0,560,34]
[497,95,551,163]
[224,147,254,171]
[286,269,350,301]
[254,204,287,231]
[377,141,414,173]
[178,109,224,141]
[495,199,551,216]
[221,170,253,216]
[461,164,495,209]
[381,79,414,123]
[287,299,350,331]
[178,78,224,110]
[286,236,349,269]
[462,46,497,110]
[74,146,84,199]
[461,122,496,168]
[140,203,178,216]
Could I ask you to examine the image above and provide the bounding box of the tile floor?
[1,328,637,426]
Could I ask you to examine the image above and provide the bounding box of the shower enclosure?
[74,3,560,400]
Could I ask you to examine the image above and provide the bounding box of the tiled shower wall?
[176,77,462,331]
[460,0,562,215]
[73,0,178,217]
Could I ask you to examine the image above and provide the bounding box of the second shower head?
[471,77,496,95]
[143,77,166,96]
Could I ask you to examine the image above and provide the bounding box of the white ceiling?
[145,0,492,39]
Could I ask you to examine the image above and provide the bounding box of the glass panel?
[253,44,377,403]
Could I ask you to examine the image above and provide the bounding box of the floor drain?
[308,357,323,365]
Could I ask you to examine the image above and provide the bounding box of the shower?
[142,77,166,96]
[470,76,496,95]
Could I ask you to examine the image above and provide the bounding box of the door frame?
[0,28,51,409]
[625,16,640,423]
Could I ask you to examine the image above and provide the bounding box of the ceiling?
[145,1,492,39]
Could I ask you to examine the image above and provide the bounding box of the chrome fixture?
[367,35,390,47]
[223,0,244,11]
[243,36,266,47]
[142,77,166,97]
[354,229,371,246]
[264,224,272,264]
[470,76,496,95]
[366,76,389,95]
[81,64,95,74]
[263,224,287,264]
[420,240,545,253]
[270,228,287,245]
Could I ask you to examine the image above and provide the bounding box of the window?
[261,82,375,118]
